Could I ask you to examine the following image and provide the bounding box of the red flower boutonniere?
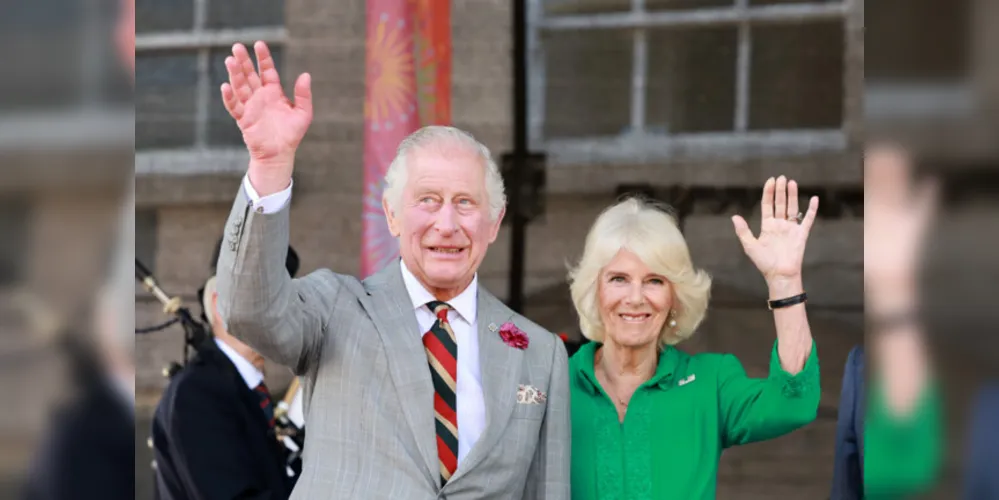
[499,322,529,350]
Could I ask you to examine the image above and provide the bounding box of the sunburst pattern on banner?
[364,12,417,130]
[362,0,450,278]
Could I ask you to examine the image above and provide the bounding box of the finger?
[801,196,820,233]
[775,175,788,220]
[731,215,756,250]
[221,83,244,120]
[233,43,262,92]
[254,41,282,86]
[761,177,775,220]
[225,56,252,103]
[293,72,313,118]
[787,179,800,222]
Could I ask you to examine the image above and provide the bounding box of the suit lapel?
[360,262,439,485]
[447,287,521,484]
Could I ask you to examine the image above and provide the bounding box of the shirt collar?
[574,341,680,394]
[399,259,478,324]
[214,337,265,390]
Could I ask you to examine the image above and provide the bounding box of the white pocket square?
[517,384,547,404]
[678,374,696,386]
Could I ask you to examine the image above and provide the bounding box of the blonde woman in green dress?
[568,176,821,500]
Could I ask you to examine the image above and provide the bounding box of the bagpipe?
[135,257,305,478]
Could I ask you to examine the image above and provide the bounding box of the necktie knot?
[426,301,452,322]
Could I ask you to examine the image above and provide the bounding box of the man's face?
[384,143,504,299]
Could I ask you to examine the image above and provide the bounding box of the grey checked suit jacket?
[215,186,570,499]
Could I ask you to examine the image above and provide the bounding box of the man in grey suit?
[213,41,570,499]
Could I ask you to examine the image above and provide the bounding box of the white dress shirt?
[242,175,486,466]
[399,259,486,466]
[215,337,265,391]
[243,175,293,214]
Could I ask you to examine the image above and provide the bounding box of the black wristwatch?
[767,292,808,310]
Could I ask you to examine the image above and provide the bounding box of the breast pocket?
[511,401,547,420]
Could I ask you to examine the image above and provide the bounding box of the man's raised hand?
[221,41,312,196]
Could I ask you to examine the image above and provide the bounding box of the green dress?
[862,382,942,499]
[569,340,820,500]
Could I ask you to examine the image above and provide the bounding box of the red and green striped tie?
[423,301,458,485]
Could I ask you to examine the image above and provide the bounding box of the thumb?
[731,215,755,250]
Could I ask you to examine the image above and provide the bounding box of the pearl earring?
[668,310,677,328]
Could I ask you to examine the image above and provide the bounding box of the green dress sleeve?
[718,340,821,448]
[863,381,942,499]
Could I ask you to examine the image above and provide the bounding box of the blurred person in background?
[151,242,299,500]
[567,178,822,500]
[22,180,136,500]
[964,382,999,499]
[20,0,135,495]
[830,145,943,499]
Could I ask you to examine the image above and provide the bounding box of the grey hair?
[382,125,507,221]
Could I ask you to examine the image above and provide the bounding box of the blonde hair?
[382,125,507,222]
[568,197,712,348]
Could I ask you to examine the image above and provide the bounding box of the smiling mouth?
[428,247,466,255]
[619,313,651,323]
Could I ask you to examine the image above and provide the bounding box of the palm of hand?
[863,148,936,284]
[732,176,819,283]
[746,216,809,281]
[220,41,313,166]
[239,85,311,162]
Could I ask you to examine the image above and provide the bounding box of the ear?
[383,196,401,237]
[487,205,506,243]
[210,292,219,325]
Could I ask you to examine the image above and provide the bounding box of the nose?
[433,202,458,235]
[624,281,644,306]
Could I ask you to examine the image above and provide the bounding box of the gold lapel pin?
[488,323,498,332]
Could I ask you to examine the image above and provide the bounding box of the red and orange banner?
[362,0,451,278]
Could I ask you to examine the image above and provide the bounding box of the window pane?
[136,0,194,33]
[544,0,630,15]
[750,0,839,5]
[749,21,843,129]
[0,33,83,111]
[207,0,285,29]
[647,0,733,11]
[646,27,737,133]
[0,0,83,32]
[136,52,199,149]
[207,47,286,147]
[867,0,968,81]
[544,30,632,139]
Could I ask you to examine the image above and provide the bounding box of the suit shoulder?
[505,312,565,359]
[305,268,363,293]
[161,362,235,410]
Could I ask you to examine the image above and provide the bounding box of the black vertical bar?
[508,0,528,313]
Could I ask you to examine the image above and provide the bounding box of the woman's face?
[597,248,674,350]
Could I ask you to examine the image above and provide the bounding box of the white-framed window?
[135,0,287,175]
[528,0,851,165]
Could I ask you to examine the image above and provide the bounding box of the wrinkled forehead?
[406,141,488,189]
